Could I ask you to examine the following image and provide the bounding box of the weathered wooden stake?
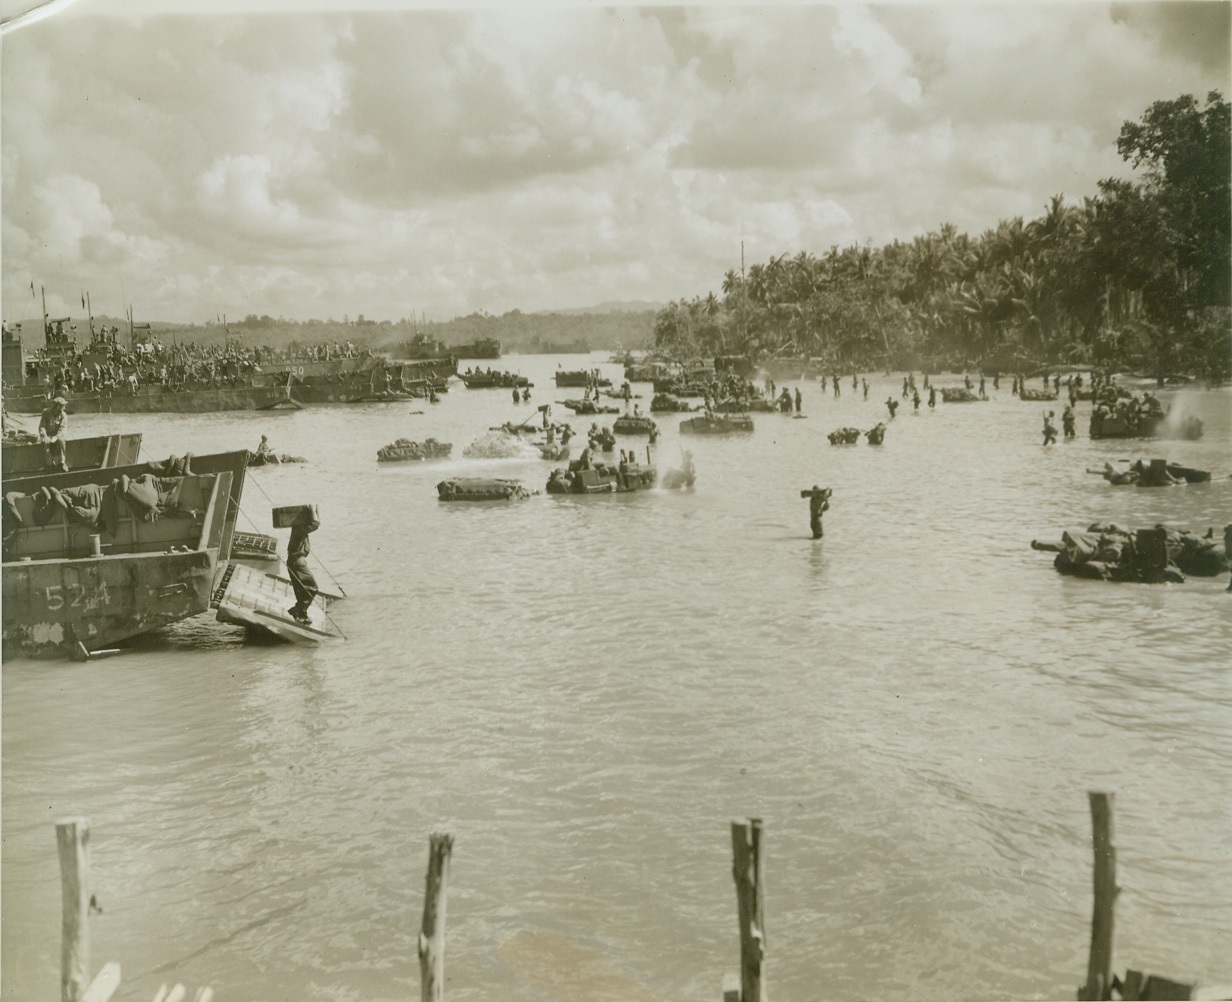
[1078,793,1118,1002]
[731,818,767,1002]
[56,818,92,1002]
[418,832,454,1002]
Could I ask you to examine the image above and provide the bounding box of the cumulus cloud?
[1,3,1227,322]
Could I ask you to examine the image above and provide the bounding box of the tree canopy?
[653,92,1231,381]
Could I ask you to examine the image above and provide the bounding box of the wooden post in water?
[56,818,92,1002]
[418,832,454,1002]
[1078,793,1118,1001]
[730,818,767,1002]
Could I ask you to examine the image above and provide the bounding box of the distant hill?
[544,301,666,316]
[424,308,654,353]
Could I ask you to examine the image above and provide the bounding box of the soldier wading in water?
[802,485,832,539]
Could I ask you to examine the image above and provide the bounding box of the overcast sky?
[2,1,1228,324]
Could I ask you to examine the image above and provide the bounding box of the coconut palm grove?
[651,92,1231,383]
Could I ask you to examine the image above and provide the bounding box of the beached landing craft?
[1,451,249,659]
[453,337,502,360]
[4,382,302,414]
[1,319,302,412]
[458,370,530,388]
[555,370,612,388]
[274,359,447,403]
[680,414,755,435]
[1,433,142,481]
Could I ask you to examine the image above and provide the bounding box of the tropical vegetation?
[653,92,1231,381]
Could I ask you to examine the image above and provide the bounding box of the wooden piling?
[1078,793,1118,1001]
[56,818,92,1002]
[730,818,767,1002]
[418,832,454,1002]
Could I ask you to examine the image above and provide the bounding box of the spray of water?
[1160,386,1207,438]
[462,431,541,460]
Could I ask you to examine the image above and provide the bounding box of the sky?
[1,1,1228,324]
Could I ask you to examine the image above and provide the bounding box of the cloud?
[2,3,1227,323]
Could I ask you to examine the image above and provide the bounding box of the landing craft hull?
[1,433,142,475]
[454,339,502,359]
[1089,414,1203,440]
[2,549,217,657]
[555,372,612,388]
[2,451,250,657]
[460,373,529,388]
[290,386,436,404]
[5,386,298,414]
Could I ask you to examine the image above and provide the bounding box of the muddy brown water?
[4,358,1230,1000]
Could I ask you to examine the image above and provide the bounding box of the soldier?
[802,485,832,539]
[1042,410,1058,446]
[1062,404,1076,438]
[39,396,69,471]
[286,513,321,625]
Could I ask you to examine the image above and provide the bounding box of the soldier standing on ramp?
[286,511,321,624]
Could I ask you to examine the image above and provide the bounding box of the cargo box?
[273,504,319,528]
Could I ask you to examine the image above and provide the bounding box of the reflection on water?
[4,359,1230,1001]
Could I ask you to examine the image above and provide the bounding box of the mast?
[86,292,94,339]
[41,285,47,340]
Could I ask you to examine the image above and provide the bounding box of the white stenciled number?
[45,585,64,611]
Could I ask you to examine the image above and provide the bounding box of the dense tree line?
[407,308,654,352]
[654,92,1230,380]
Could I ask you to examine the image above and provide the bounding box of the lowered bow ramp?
[212,562,342,644]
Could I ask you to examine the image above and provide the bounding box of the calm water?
[4,355,1230,1001]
